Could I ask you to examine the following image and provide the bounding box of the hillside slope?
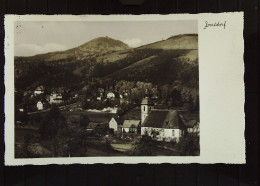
[139,34,198,50]
[15,36,130,62]
[14,34,198,91]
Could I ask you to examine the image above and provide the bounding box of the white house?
[49,93,63,104]
[34,86,45,95]
[37,101,43,110]
[18,106,24,112]
[19,108,24,112]
[109,117,118,131]
[106,92,115,99]
[122,120,140,133]
[109,117,123,132]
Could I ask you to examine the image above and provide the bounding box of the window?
[143,106,145,111]
[172,130,175,137]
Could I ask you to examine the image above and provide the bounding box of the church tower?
[141,97,152,124]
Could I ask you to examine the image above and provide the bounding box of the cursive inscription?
[204,21,226,29]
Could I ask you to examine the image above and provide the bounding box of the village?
[15,81,200,157]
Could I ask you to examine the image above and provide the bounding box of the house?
[86,122,109,136]
[106,92,115,99]
[109,117,124,132]
[109,117,118,131]
[73,93,79,99]
[86,122,99,131]
[121,120,141,133]
[140,97,185,142]
[34,86,45,95]
[97,88,105,100]
[179,113,200,134]
[181,119,198,133]
[19,108,24,112]
[18,105,24,112]
[85,116,110,131]
[49,93,63,104]
[36,101,44,110]
[186,121,199,134]
[194,122,200,134]
[141,109,185,142]
[67,114,109,130]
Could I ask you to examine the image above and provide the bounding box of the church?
[140,97,186,142]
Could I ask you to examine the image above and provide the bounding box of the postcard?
[4,13,245,165]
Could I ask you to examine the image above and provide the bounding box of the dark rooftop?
[142,110,185,129]
[179,112,199,128]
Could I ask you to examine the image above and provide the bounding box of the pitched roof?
[122,120,140,128]
[180,112,199,121]
[87,122,99,129]
[182,119,197,128]
[179,112,199,128]
[142,110,184,129]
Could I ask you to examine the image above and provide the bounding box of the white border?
[4,13,245,165]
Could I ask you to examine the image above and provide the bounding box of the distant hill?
[139,34,198,50]
[14,34,198,94]
[15,36,130,62]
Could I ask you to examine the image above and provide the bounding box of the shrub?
[176,133,200,156]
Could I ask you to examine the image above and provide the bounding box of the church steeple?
[141,97,152,124]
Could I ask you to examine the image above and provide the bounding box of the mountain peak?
[78,36,130,50]
[90,36,116,42]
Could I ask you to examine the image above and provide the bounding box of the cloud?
[15,43,68,56]
[123,38,142,48]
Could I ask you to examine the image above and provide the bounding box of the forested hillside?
[14,34,199,104]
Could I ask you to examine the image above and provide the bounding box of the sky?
[14,20,198,56]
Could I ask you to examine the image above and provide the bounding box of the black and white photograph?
[13,19,199,158]
[1,2,255,184]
